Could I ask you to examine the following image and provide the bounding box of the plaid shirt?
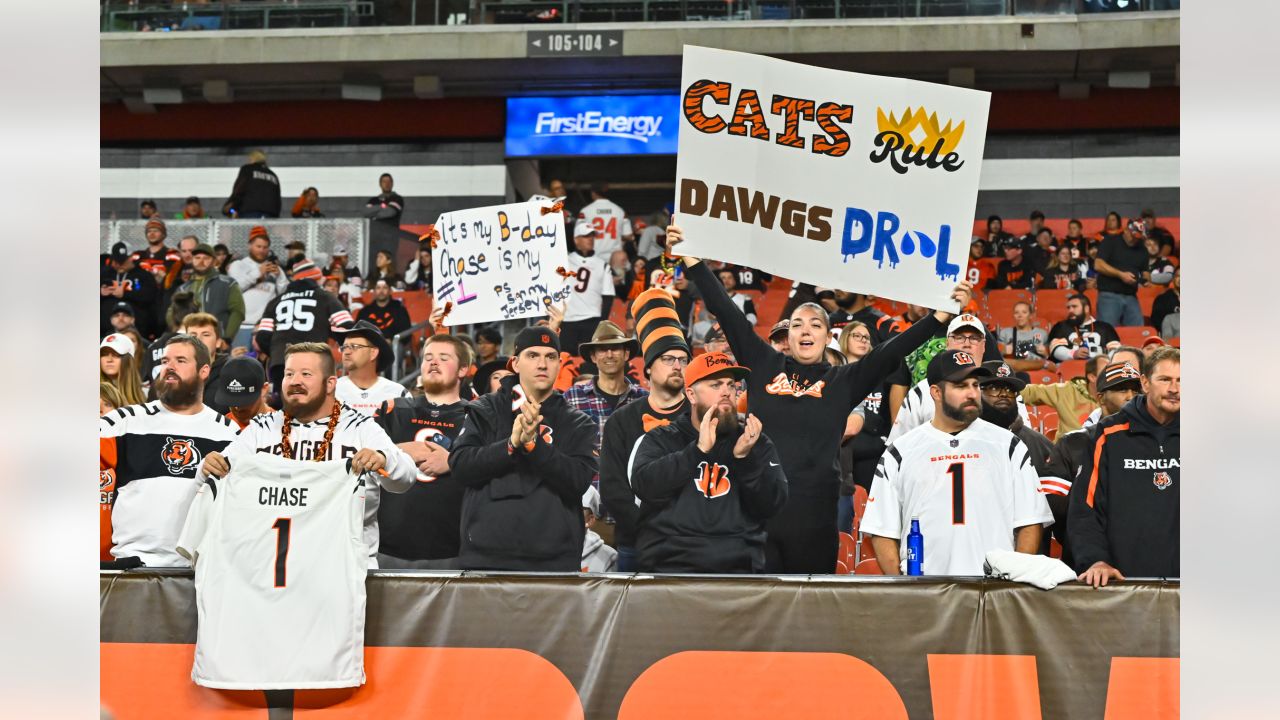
[563,378,648,482]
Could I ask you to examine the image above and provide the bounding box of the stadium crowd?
[100,171,1180,587]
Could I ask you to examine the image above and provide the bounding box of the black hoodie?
[629,413,788,573]
[1067,395,1179,577]
[449,375,597,571]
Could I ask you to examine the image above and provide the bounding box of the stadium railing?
[100,218,372,275]
[100,0,1178,31]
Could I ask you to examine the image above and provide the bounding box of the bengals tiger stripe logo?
[161,437,202,476]
[694,461,732,499]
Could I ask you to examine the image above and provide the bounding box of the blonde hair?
[181,312,222,337]
[248,149,268,164]
[285,342,336,377]
[100,382,125,414]
[838,320,871,359]
[101,350,146,406]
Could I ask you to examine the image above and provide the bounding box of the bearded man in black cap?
[978,360,1072,556]
[448,327,597,571]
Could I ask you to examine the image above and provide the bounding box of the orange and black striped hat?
[630,288,690,368]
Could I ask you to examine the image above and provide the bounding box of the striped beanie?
[631,288,690,368]
[289,258,324,282]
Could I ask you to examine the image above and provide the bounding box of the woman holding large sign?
[667,224,973,574]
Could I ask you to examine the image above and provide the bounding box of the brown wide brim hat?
[578,320,641,358]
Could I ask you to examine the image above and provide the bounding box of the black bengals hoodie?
[449,374,596,572]
[1067,395,1179,578]
[629,413,788,573]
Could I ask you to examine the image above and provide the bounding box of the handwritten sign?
[674,46,991,311]
[432,199,571,326]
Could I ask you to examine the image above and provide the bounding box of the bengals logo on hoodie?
[694,461,732,499]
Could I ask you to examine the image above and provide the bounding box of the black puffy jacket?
[449,375,596,571]
[629,414,788,573]
[1067,395,1179,577]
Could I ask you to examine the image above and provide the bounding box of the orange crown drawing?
[876,107,966,155]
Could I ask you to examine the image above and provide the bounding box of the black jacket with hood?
[449,375,597,571]
[1067,395,1179,577]
[628,413,788,573]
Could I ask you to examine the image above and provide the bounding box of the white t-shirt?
[860,419,1054,576]
[228,256,288,325]
[178,453,367,689]
[562,251,615,322]
[100,402,238,567]
[199,404,416,563]
[888,378,1029,443]
[577,198,632,259]
[335,376,409,417]
[636,225,665,260]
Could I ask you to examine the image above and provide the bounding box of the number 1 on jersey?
[947,463,965,525]
[272,517,292,588]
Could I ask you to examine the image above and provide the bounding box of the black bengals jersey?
[254,280,354,366]
[373,397,469,560]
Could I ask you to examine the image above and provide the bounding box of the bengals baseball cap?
[216,357,266,408]
[332,243,349,256]
[192,243,216,257]
[110,241,130,263]
[946,313,986,337]
[927,349,993,386]
[978,360,1027,391]
[1097,362,1143,392]
[684,352,749,386]
[100,333,135,357]
[768,319,790,342]
[109,301,135,318]
[508,326,562,370]
[574,218,595,237]
[1142,336,1167,349]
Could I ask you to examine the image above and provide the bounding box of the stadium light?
[414,76,443,99]
[341,82,383,102]
[202,80,234,104]
[142,87,183,105]
[1107,71,1151,89]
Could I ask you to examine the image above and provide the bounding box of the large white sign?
[674,46,991,311]
[432,199,571,326]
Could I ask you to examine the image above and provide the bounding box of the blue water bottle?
[906,517,924,576]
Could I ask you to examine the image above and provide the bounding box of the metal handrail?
[390,319,434,385]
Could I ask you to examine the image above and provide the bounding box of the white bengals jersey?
[177,453,368,689]
[335,376,409,417]
[562,251,615,322]
[199,403,416,565]
[99,402,238,567]
[860,419,1052,576]
[577,198,632,259]
[887,378,1029,443]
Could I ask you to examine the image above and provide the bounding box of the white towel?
[983,550,1077,590]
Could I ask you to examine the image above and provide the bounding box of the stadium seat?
[984,289,1032,328]
[838,532,857,569]
[1032,370,1059,385]
[854,558,883,575]
[1136,286,1164,320]
[1038,409,1060,441]
[1168,337,1180,347]
[1049,538,1063,560]
[1083,288,1098,312]
[1116,326,1160,346]
[835,559,850,575]
[1056,359,1087,380]
[1033,288,1073,326]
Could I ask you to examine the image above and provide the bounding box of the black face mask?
[980,397,1019,429]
